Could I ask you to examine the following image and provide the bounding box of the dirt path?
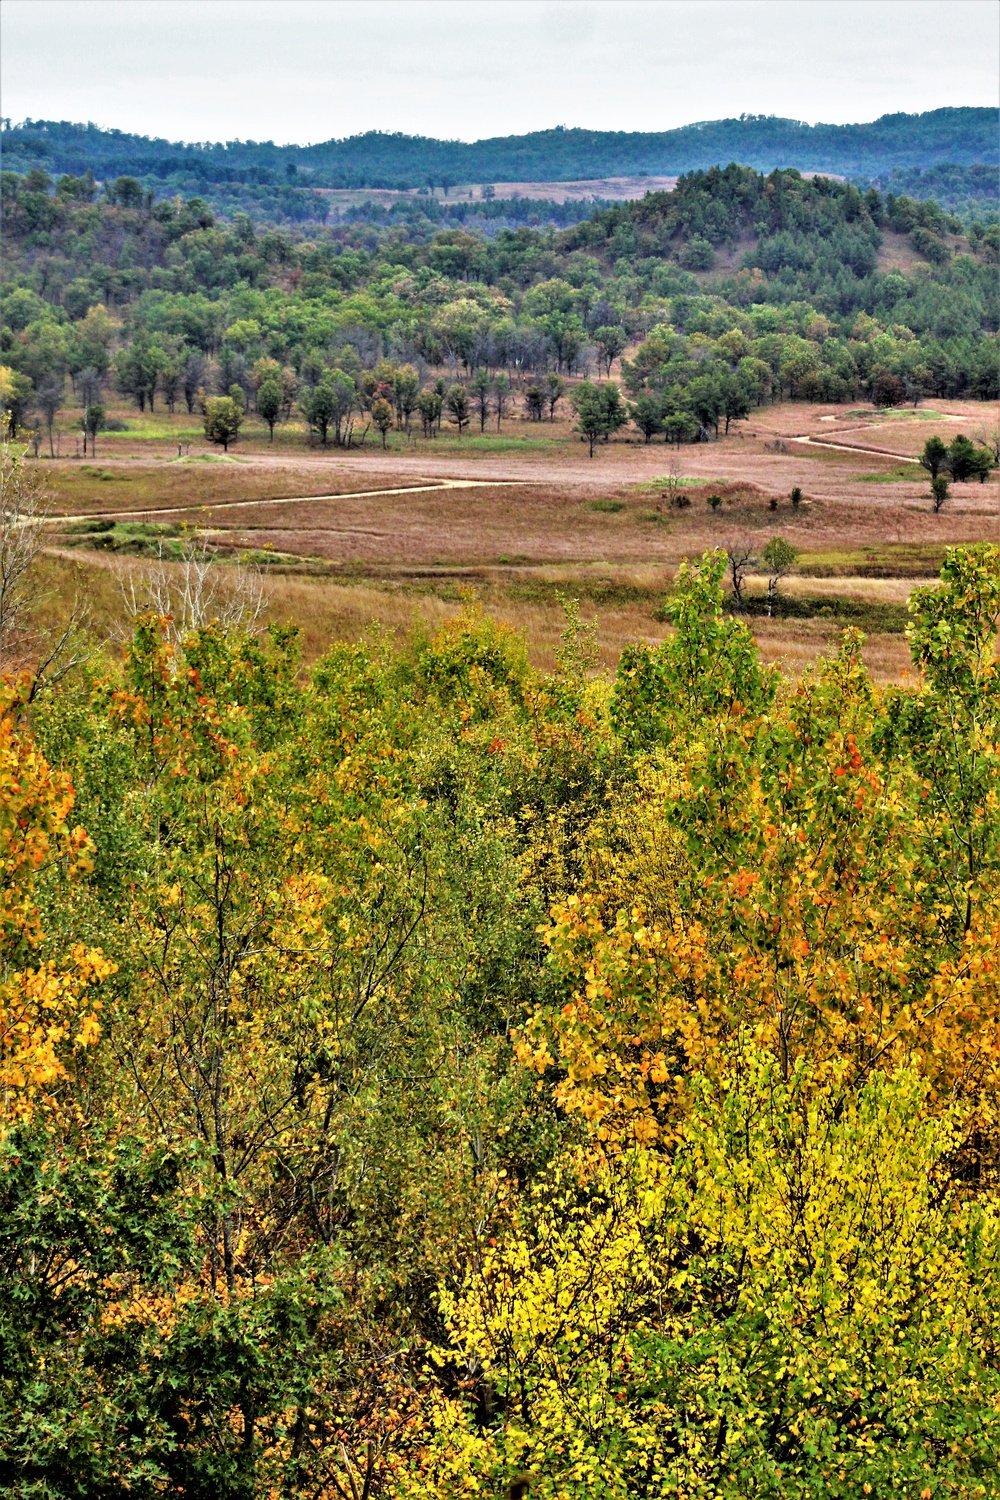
[43,476,536,527]
[789,436,914,461]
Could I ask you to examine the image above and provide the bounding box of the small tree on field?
[393,364,420,431]
[790,486,802,509]
[203,396,242,452]
[37,379,63,458]
[446,385,470,436]
[470,369,492,433]
[663,451,689,509]
[572,384,604,458]
[493,373,511,432]
[762,536,798,616]
[257,379,282,442]
[524,384,545,422]
[932,474,950,513]
[301,382,336,447]
[84,403,105,458]
[546,373,565,422]
[372,397,394,449]
[572,381,627,458]
[417,389,442,437]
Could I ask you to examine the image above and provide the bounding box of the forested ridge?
[2,492,1000,1492]
[3,162,998,458]
[4,106,996,189]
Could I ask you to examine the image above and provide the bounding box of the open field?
[313,175,681,209]
[26,397,1000,681]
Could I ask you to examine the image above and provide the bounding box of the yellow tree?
[0,675,110,1136]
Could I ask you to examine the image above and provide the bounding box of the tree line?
[4,106,995,202]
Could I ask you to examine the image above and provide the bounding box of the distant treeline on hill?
[855,162,999,220]
[3,108,996,197]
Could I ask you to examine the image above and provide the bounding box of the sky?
[2,0,998,146]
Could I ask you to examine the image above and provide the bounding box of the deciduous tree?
[256,378,282,441]
[203,395,242,451]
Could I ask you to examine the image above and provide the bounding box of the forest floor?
[28,397,1000,679]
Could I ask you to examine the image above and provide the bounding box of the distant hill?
[3,108,997,190]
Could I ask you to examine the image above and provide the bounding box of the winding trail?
[789,435,915,461]
[45,476,535,527]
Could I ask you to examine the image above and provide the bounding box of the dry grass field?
[313,176,681,210]
[25,395,1000,681]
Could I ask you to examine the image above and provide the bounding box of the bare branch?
[722,532,757,611]
[116,537,266,645]
[0,441,49,671]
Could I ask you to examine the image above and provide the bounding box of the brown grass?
[22,398,998,684]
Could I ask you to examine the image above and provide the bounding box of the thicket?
[2,163,998,463]
[2,539,1000,1497]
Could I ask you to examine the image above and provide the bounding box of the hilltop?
[2,108,996,225]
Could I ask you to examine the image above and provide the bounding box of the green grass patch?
[634,475,712,494]
[102,416,205,441]
[368,431,560,455]
[59,519,190,557]
[649,590,910,632]
[742,594,909,632]
[844,408,954,421]
[798,544,947,578]
[79,465,132,482]
[170,453,248,465]
[860,464,923,482]
[587,499,625,513]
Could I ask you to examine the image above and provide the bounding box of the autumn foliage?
[2,548,999,1497]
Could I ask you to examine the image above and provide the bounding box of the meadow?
[25,391,999,679]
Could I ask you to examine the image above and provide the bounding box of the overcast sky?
[2,0,997,146]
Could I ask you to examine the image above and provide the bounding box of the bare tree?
[37,379,64,459]
[76,367,104,411]
[723,533,757,612]
[1,440,89,687]
[973,422,1000,466]
[664,450,690,509]
[117,537,266,645]
[494,372,511,431]
[1,441,48,668]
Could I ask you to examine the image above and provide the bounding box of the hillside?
[2,159,997,464]
[2,108,996,223]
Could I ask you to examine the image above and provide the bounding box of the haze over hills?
[3,107,997,190]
